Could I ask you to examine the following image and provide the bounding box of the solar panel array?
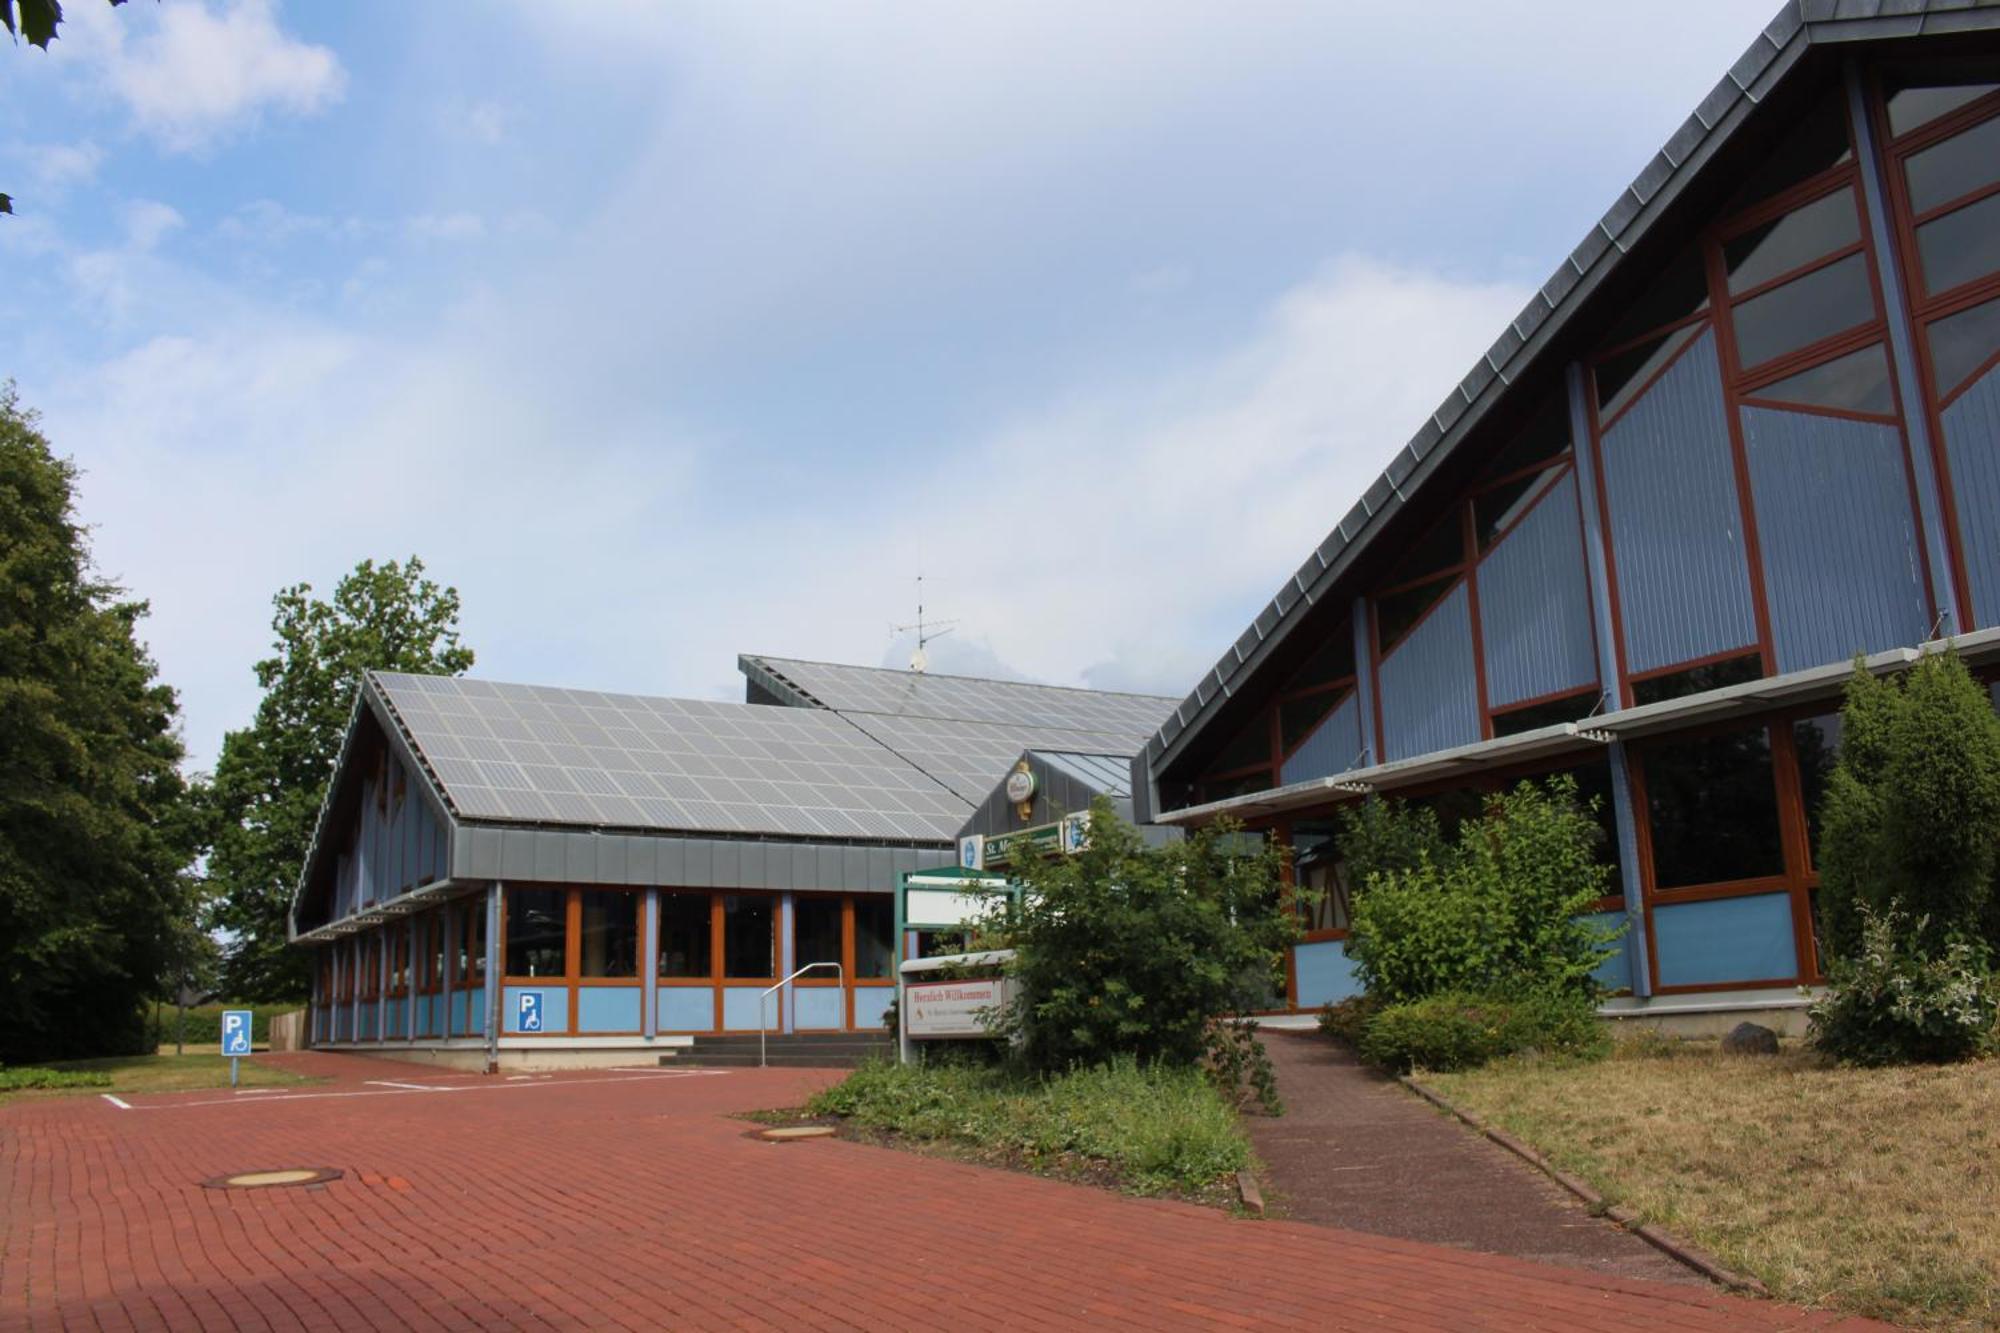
[373,672,974,842]
[743,655,1175,736]
[1032,751,1135,798]
[741,655,1175,802]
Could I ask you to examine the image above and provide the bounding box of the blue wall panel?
[853,986,895,1031]
[1293,940,1363,1007]
[722,986,772,1032]
[1742,407,1928,671]
[577,986,641,1033]
[1942,363,2000,629]
[1581,911,1634,993]
[502,984,568,1035]
[792,987,844,1030]
[1375,584,1482,762]
[658,987,715,1032]
[1477,470,1599,708]
[1280,691,1364,785]
[1599,331,1760,673]
[1652,893,1798,987]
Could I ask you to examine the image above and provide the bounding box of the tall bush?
[1817,654,2000,962]
[999,798,1295,1072]
[1343,777,1622,1005]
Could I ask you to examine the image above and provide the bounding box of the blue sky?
[1,0,1766,769]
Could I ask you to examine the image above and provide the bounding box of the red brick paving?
[1,1051,1880,1331]
[1248,1033,1698,1284]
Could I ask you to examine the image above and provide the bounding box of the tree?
[204,557,473,1000]
[0,386,200,1061]
[996,799,1295,1072]
[1817,653,2000,962]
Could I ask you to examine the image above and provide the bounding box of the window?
[1639,725,1786,889]
[657,892,712,978]
[1477,394,1570,483]
[1916,190,2000,297]
[1746,342,1894,415]
[1375,575,1458,650]
[1473,465,1566,552]
[1925,295,2000,400]
[854,897,895,980]
[1599,247,1711,353]
[722,895,774,979]
[1792,712,1844,863]
[1723,189,1861,295]
[457,900,486,984]
[794,896,843,971]
[505,887,568,978]
[1885,80,1997,138]
[1594,321,1705,424]
[1290,819,1354,935]
[1630,653,1763,707]
[1283,624,1356,694]
[578,890,639,979]
[389,930,409,996]
[1902,111,2000,215]
[1728,252,1874,371]
[1490,691,1601,737]
[1279,686,1348,755]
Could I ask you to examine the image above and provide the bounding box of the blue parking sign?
[517,991,543,1033]
[221,1009,253,1056]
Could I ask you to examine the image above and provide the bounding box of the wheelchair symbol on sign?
[518,991,543,1033]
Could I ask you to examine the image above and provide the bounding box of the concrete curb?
[1234,1169,1265,1216]
[1398,1075,1771,1299]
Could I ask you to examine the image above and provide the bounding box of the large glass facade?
[578,890,639,979]
[1638,726,1786,889]
[793,896,843,972]
[855,897,895,979]
[657,892,710,978]
[722,895,774,980]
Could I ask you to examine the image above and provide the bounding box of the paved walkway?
[0,1050,1879,1331]
[1248,1032,1697,1284]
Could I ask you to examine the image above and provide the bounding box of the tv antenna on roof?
[892,574,958,673]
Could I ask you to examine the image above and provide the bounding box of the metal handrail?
[759,962,843,1068]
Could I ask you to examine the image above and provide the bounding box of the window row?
[503,887,896,983]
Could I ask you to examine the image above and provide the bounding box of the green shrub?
[1202,1019,1281,1115]
[997,798,1295,1072]
[1357,990,1608,1074]
[1345,778,1623,1005]
[807,1056,1249,1194]
[1316,994,1380,1047]
[146,1003,298,1050]
[1809,906,1996,1066]
[1819,654,2000,962]
[0,1066,113,1091]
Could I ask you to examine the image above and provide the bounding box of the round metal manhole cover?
[202,1168,343,1190]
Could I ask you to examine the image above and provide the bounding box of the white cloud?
[76,0,345,152]
[19,140,104,192]
[123,199,184,251]
[405,212,486,243]
[439,98,510,145]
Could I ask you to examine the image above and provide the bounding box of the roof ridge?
[739,652,1178,703]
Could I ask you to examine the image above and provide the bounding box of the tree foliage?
[204,557,472,1000]
[1342,777,1622,1006]
[996,799,1295,1072]
[1817,654,2000,963]
[0,386,198,1061]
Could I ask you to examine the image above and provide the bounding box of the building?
[1131,2,2000,1022]
[290,655,1172,1065]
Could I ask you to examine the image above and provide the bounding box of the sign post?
[220,1009,253,1088]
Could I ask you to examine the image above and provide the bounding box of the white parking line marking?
[122,1067,731,1110]
[101,1094,133,1110]
[364,1080,447,1091]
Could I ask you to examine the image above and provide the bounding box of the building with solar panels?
[288,654,1173,1066]
[1130,4,2000,1029]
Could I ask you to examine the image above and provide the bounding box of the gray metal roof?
[1030,751,1134,798]
[739,654,1174,802]
[372,671,974,842]
[741,654,1174,734]
[1141,0,2000,781]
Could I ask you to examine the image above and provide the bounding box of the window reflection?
[1793,713,1843,864]
[505,887,567,978]
[1724,189,1860,295]
[1916,190,2000,298]
[1729,252,1874,370]
[1291,819,1354,934]
[722,895,774,979]
[578,889,638,979]
[1903,112,2000,214]
[657,892,711,978]
[794,896,843,971]
[1640,725,1786,888]
[854,897,895,979]
[1747,342,1894,415]
[1924,295,2000,399]
[1886,81,1998,138]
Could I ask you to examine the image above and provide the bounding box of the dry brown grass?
[1426,1039,2000,1329]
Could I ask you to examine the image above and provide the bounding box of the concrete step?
[667,1051,885,1069]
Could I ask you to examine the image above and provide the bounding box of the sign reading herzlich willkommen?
[904,977,1011,1039]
